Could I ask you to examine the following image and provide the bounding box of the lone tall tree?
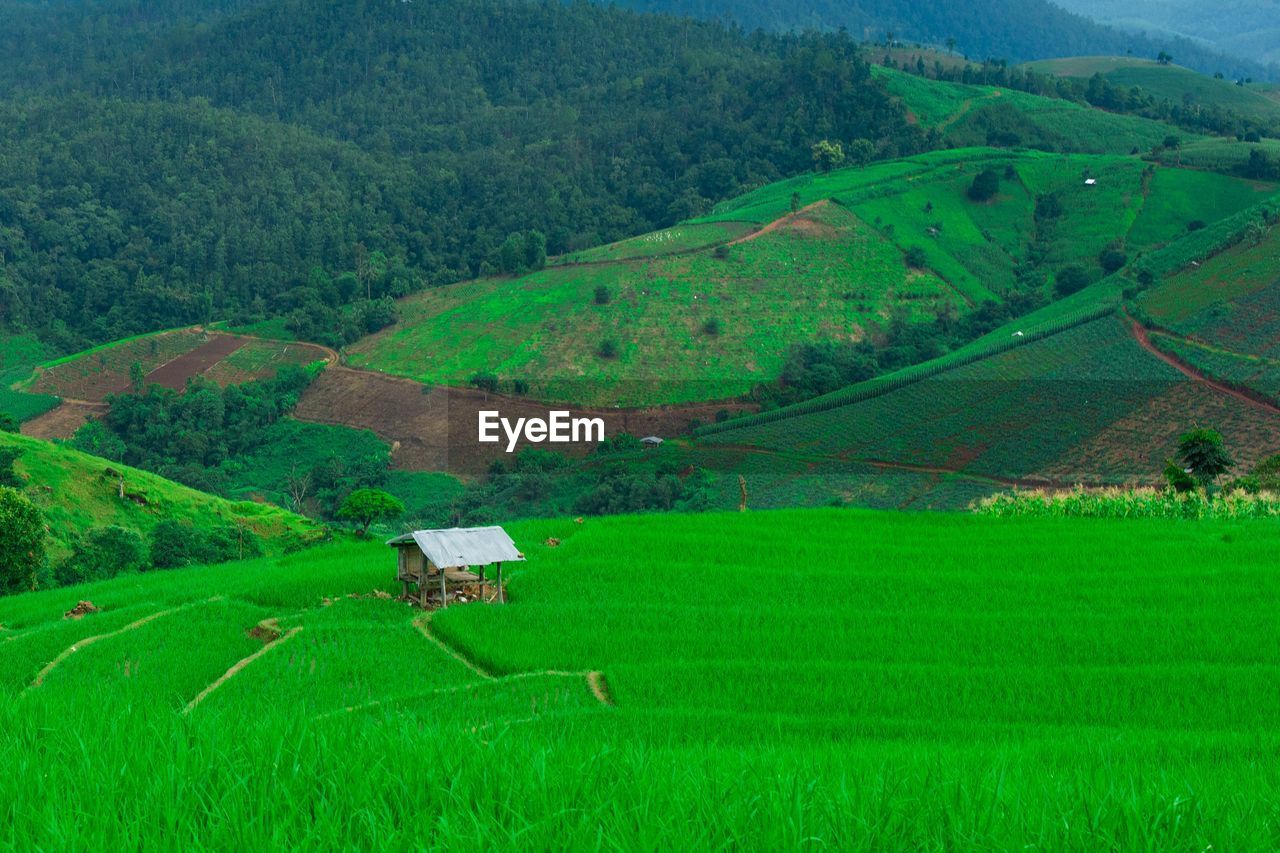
[337,488,405,536]
[1177,428,1234,490]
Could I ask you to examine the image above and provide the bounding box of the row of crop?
[696,304,1118,438]
[973,487,1280,519]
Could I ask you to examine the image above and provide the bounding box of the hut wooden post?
[440,569,447,608]
[497,562,504,603]
[478,565,487,601]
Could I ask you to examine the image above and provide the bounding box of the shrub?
[597,339,618,359]
[1254,454,1280,491]
[0,486,45,594]
[904,246,928,269]
[1034,193,1063,220]
[469,374,500,395]
[1099,249,1128,273]
[1054,266,1090,297]
[594,285,611,305]
[0,447,22,489]
[150,520,259,569]
[56,526,147,587]
[967,169,1000,202]
[702,317,722,336]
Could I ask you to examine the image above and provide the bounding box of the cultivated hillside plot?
[0,510,1277,847]
[349,200,959,405]
[874,65,1194,154]
[293,366,749,474]
[703,313,1280,488]
[26,329,333,403]
[1138,225,1280,400]
[20,330,334,439]
[347,148,1274,406]
[1024,57,1280,125]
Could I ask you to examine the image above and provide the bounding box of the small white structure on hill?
[641,436,664,448]
[387,526,524,608]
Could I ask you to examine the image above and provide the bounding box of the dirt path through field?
[183,624,303,714]
[1124,310,1280,416]
[726,201,829,247]
[24,597,225,693]
[413,613,495,680]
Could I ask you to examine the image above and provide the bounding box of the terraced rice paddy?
[0,509,1277,847]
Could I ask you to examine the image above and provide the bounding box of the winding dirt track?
[1124,310,1280,416]
[726,200,828,246]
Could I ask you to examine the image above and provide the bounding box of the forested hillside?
[612,0,1275,80]
[0,0,918,347]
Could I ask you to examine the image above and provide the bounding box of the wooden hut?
[386,526,524,608]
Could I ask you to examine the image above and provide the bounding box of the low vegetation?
[0,509,1276,846]
[0,431,320,584]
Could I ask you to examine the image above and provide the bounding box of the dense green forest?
[611,0,1277,80]
[0,0,920,347]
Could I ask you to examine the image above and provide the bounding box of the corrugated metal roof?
[386,526,524,569]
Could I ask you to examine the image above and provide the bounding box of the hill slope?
[0,510,1276,846]
[1025,56,1280,125]
[347,148,1276,405]
[0,431,321,559]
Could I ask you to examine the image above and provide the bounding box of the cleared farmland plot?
[27,329,331,402]
[0,509,1277,847]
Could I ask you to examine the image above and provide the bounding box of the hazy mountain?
[610,0,1276,80]
[1052,0,1280,67]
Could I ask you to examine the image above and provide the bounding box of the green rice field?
[1,508,1277,847]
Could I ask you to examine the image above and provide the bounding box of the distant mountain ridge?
[1051,0,1280,68]
[608,0,1277,81]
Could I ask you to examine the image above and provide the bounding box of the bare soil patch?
[63,601,100,620]
[145,335,246,389]
[22,401,108,440]
[727,200,830,246]
[293,366,753,475]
